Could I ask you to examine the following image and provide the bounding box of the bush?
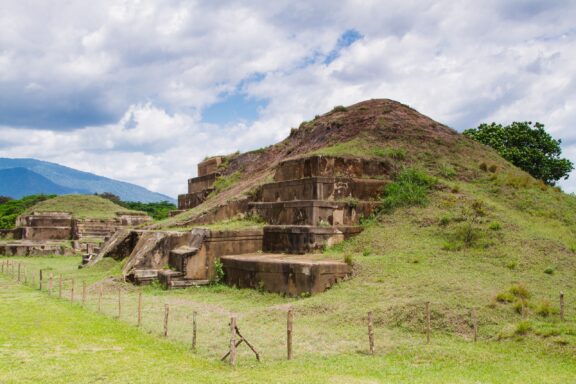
[489,222,502,231]
[381,168,437,211]
[496,292,515,303]
[488,164,498,173]
[344,254,354,266]
[332,105,348,113]
[214,259,225,283]
[439,163,456,179]
[439,216,451,226]
[536,300,552,317]
[0,194,57,229]
[211,172,241,195]
[515,321,532,335]
[544,266,555,275]
[509,283,531,300]
[479,162,488,172]
[455,222,481,247]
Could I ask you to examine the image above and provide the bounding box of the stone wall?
[274,155,392,182]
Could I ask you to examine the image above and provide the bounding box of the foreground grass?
[1,265,576,383]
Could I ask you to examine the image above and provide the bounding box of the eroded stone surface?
[221,253,351,296]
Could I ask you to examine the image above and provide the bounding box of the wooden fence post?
[287,307,294,360]
[82,281,86,305]
[58,274,62,298]
[163,304,170,337]
[98,285,102,313]
[472,307,478,342]
[39,269,43,290]
[70,279,75,302]
[48,272,53,295]
[368,311,375,355]
[560,292,565,321]
[229,316,237,366]
[425,301,431,344]
[117,289,122,319]
[17,263,21,282]
[137,292,142,327]
[23,266,27,284]
[191,311,197,351]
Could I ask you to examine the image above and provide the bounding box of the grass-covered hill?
[150,98,576,351]
[23,194,143,219]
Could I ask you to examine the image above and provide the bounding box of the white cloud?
[0,0,575,197]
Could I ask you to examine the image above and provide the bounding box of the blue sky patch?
[202,93,268,125]
[324,29,363,64]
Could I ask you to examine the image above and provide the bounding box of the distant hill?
[0,158,175,203]
[0,168,87,198]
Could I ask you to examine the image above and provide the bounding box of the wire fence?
[0,258,570,365]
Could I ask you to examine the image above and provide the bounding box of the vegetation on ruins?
[23,194,140,219]
[118,201,176,221]
[380,168,437,211]
[464,121,574,185]
[0,194,56,229]
[95,192,176,220]
[210,171,242,196]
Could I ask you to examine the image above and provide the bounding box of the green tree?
[464,122,573,185]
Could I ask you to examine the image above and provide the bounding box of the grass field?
[1,271,575,383]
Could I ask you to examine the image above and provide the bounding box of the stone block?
[222,254,351,296]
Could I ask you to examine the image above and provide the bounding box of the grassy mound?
[24,194,141,219]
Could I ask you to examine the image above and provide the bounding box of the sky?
[1,0,575,197]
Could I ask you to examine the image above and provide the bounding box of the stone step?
[259,176,387,202]
[221,253,352,296]
[169,279,210,289]
[249,200,378,226]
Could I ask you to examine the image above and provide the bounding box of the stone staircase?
[218,155,389,295]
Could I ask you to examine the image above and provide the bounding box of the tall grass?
[381,168,437,211]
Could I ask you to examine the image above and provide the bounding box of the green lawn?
[1,262,575,383]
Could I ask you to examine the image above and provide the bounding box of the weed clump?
[344,254,354,266]
[439,163,456,179]
[380,168,437,211]
[535,300,553,317]
[489,222,502,231]
[544,266,555,275]
[332,105,348,113]
[210,172,241,196]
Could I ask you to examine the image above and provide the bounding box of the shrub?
[509,283,531,300]
[211,172,241,195]
[489,222,502,231]
[332,105,348,113]
[214,259,225,283]
[488,164,498,173]
[362,249,372,257]
[515,321,532,335]
[455,222,481,247]
[439,216,451,226]
[344,254,354,266]
[479,162,488,172]
[496,292,515,303]
[544,266,555,275]
[536,300,552,317]
[439,163,457,179]
[506,261,517,270]
[381,168,437,211]
[471,200,487,217]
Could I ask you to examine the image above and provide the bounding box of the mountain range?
[0,158,175,203]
